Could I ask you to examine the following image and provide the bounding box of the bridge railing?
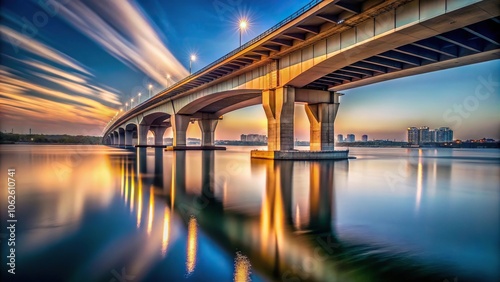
[103,0,323,136]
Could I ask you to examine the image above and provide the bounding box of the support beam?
[137,124,149,146]
[118,129,125,146]
[198,119,219,146]
[151,125,168,146]
[297,25,319,34]
[125,129,133,146]
[171,114,191,146]
[305,92,342,151]
[262,86,295,151]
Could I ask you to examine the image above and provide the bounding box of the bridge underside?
[302,18,500,90]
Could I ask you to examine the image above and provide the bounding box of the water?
[0,145,499,282]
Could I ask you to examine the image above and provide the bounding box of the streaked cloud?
[0,25,91,75]
[55,0,189,86]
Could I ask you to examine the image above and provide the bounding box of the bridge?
[102,0,499,159]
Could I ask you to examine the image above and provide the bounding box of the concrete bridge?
[103,0,499,159]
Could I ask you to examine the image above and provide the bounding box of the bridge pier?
[150,125,168,146]
[262,86,295,151]
[171,114,191,147]
[252,89,348,160]
[118,129,125,146]
[198,119,218,146]
[305,92,342,151]
[137,124,149,146]
[125,129,133,146]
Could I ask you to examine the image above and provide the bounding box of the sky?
[1,0,499,141]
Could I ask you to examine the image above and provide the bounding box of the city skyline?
[1,0,499,141]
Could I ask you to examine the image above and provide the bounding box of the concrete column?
[118,129,125,146]
[262,86,295,151]
[137,124,149,146]
[305,92,342,151]
[151,126,168,146]
[113,132,118,145]
[198,119,219,146]
[125,130,133,146]
[171,114,191,146]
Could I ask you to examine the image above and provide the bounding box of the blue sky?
[1,0,499,140]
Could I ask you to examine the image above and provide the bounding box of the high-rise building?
[407,127,419,144]
[436,127,453,142]
[430,129,437,142]
[362,134,368,142]
[419,126,431,144]
[337,134,344,142]
[346,134,355,142]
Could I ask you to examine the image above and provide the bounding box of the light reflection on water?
[0,145,498,282]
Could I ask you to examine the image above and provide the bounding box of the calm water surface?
[0,145,499,282]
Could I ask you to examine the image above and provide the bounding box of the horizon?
[1,0,499,141]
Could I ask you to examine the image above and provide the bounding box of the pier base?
[251,150,350,160]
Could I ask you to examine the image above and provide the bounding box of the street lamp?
[166,74,171,87]
[138,92,141,104]
[189,54,196,74]
[148,84,153,98]
[239,19,247,47]
[131,98,134,108]
[125,102,128,111]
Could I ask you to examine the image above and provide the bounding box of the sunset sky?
[1,0,499,141]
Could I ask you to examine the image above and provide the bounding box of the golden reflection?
[234,253,251,282]
[125,162,129,205]
[186,216,198,275]
[136,177,143,228]
[295,204,301,230]
[120,159,125,197]
[416,149,423,213]
[130,170,135,212]
[147,187,154,235]
[161,207,171,257]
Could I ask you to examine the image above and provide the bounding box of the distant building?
[407,127,419,144]
[361,134,368,142]
[419,126,431,144]
[346,134,355,142]
[241,134,267,143]
[337,134,344,142]
[408,126,453,144]
[436,127,453,142]
[430,129,437,142]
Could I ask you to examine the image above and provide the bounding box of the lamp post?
[138,92,141,104]
[166,74,171,87]
[125,102,128,111]
[131,98,134,108]
[189,54,196,75]
[148,84,152,98]
[239,19,247,47]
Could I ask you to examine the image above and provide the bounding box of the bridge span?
[102,0,499,159]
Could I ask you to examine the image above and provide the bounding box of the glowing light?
[148,84,152,89]
[190,54,196,62]
[239,20,247,30]
[234,252,251,282]
[130,170,135,212]
[186,216,198,275]
[161,207,171,257]
[147,187,154,235]
[136,177,143,228]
